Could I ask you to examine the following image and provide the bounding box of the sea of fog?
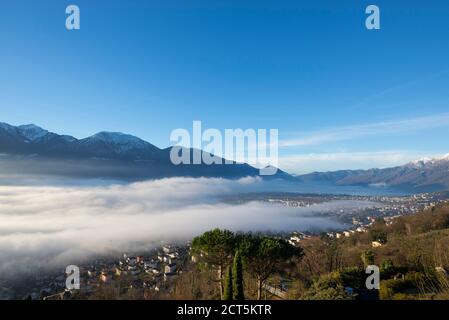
[0,176,390,276]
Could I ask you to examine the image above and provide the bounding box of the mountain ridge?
[0,122,288,180]
[1,121,448,191]
[296,155,449,192]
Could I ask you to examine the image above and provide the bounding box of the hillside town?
[281,193,449,245]
[0,244,188,300]
[260,192,447,225]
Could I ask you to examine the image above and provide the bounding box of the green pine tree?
[223,266,233,300]
[232,250,245,300]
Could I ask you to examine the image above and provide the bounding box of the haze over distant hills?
[0,122,448,192]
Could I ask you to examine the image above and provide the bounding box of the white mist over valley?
[0,176,384,277]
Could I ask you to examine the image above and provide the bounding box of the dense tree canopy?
[239,234,304,299]
[191,230,303,300]
[191,229,236,298]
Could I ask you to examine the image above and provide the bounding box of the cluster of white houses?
[287,232,311,246]
[113,245,182,285]
[24,244,186,300]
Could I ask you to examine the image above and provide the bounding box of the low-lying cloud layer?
[0,177,375,277]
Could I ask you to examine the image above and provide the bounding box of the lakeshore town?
[1,191,448,300]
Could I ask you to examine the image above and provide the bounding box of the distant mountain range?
[296,155,449,192]
[1,122,448,192]
[0,122,288,180]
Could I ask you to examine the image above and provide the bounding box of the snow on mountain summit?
[409,154,449,168]
[82,131,156,154]
[0,122,160,157]
[410,157,433,165]
[88,132,146,145]
[17,124,49,142]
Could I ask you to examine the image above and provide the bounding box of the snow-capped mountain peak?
[0,122,161,160]
[81,131,154,154]
[17,124,49,142]
[410,157,433,165]
[409,154,449,168]
[88,132,145,145]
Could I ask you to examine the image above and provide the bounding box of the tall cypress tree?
[223,265,233,300]
[233,250,245,300]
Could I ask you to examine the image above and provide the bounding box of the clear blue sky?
[1,0,449,173]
